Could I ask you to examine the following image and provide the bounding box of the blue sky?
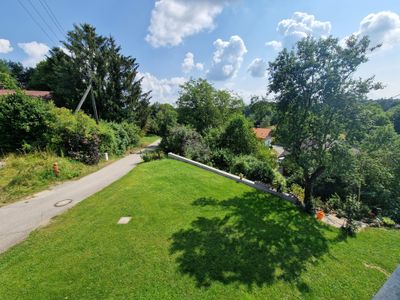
[1,0,400,103]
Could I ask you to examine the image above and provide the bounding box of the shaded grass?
[0,159,398,299]
[0,135,159,206]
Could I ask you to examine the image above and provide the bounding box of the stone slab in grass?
[117,217,132,224]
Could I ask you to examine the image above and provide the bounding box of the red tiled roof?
[0,89,51,98]
[252,127,272,140]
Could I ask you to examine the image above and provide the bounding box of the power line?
[390,93,400,99]
[17,0,56,44]
[38,0,65,37]
[27,0,61,42]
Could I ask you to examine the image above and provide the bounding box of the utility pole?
[74,77,99,124]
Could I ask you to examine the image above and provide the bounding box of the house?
[252,127,273,146]
[0,89,52,100]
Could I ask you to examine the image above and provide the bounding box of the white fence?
[168,152,299,205]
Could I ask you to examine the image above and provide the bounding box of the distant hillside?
[370,98,400,111]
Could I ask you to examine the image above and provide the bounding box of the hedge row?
[0,92,141,164]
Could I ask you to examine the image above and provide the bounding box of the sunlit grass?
[0,159,398,299]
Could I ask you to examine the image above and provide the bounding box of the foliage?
[63,132,100,165]
[0,72,18,89]
[341,195,365,235]
[0,93,55,153]
[0,93,141,164]
[387,104,400,134]
[209,148,234,171]
[177,78,244,133]
[231,155,274,184]
[28,24,150,126]
[381,217,396,227]
[271,169,287,192]
[289,183,305,204]
[160,125,210,163]
[269,36,382,212]
[245,95,277,127]
[218,114,258,155]
[141,150,165,162]
[148,103,178,137]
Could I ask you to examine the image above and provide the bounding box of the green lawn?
[139,134,160,147]
[0,159,398,299]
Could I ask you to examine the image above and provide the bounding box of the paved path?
[0,140,160,254]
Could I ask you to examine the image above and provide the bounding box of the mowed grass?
[0,159,398,299]
[0,136,159,206]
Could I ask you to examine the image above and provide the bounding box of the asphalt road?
[0,140,160,254]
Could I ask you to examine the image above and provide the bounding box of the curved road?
[0,140,160,254]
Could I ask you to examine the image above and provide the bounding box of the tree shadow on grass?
[170,191,332,289]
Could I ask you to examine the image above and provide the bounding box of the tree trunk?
[303,166,325,214]
[304,178,314,213]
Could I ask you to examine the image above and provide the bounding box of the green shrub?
[231,155,274,184]
[121,122,141,148]
[382,217,396,227]
[219,115,258,155]
[160,125,210,163]
[210,149,234,171]
[0,93,56,153]
[98,121,118,155]
[141,150,165,162]
[106,122,130,155]
[272,170,287,192]
[64,132,100,165]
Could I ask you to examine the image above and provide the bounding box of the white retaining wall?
[168,152,299,205]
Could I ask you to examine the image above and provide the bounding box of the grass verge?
[0,135,160,206]
[0,159,398,299]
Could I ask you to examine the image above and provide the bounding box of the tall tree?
[268,36,382,212]
[177,78,244,133]
[28,24,150,127]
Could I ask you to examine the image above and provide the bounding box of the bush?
[0,93,56,153]
[63,132,100,165]
[107,122,130,155]
[141,150,165,162]
[231,155,274,184]
[272,170,287,192]
[160,125,210,163]
[289,183,304,203]
[210,149,234,171]
[382,217,396,227]
[98,121,118,155]
[341,195,365,235]
[219,115,258,155]
[121,122,141,147]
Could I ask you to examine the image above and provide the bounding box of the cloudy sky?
[1,0,400,103]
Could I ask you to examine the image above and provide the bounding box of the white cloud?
[247,58,267,78]
[181,52,204,73]
[146,0,231,48]
[207,35,247,81]
[354,11,400,50]
[18,41,49,67]
[265,40,282,51]
[139,72,186,104]
[0,39,13,54]
[276,12,331,47]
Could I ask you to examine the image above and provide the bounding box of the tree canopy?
[29,24,150,127]
[269,36,382,211]
[177,78,244,133]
